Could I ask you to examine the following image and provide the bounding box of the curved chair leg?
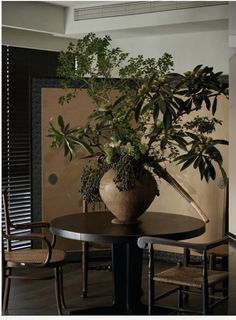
[2,269,6,309]
[209,253,216,297]
[58,266,66,309]
[222,256,229,297]
[54,267,64,315]
[81,242,89,298]
[177,285,183,314]
[202,287,209,315]
[3,269,11,312]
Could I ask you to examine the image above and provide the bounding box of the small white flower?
[125,142,132,149]
[109,138,121,148]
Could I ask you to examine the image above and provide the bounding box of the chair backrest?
[2,189,12,251]
[82,199,107,213]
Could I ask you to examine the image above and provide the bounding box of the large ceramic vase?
[99,168,157,224]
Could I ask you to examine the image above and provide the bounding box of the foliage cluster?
[49,33,228,202]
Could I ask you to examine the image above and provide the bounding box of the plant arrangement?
[49,33,228,221]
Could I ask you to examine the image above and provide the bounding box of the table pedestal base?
[69,240,145,315]
[112,241,143,314]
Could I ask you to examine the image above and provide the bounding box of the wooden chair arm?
[137,236,228,252]
[2,232,52,266]
[13,221,50,229]
[13,222,56,248]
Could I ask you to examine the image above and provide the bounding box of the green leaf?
[193,64,203,72]
[149,125,162,138]
[207,146,223,164]
[64,140,75,160]
[186,132,200,141]
[134,97,145,122]
[198,157,205,180]
[174,136,188,151]
[167,72,185,79]
[148,73,158,86]
[163,111,172,129]
[173,96,186,110]
[174,80,187,91]
[59,96,66,105]
[153,103,160,122]
[212,96,217,115]
[180,155,197,171]
[160,86,172,96]
[58,115,65,130]
[64,123,70,132]
[159,100,166,114]
[185,98,192,113]
[218,165,228,187]
[175,153,196,164]
[141,101,153,115]
[73,139,95,155]
[48,122,63,137]
[205,158,216,180]
[211,139,228,146]
[175,89,189,96]
[193,96,203,110]
[160,137,168,150]
[113,95,125,108]
[204,96,211,110]
[204,169,210,182]
[193,156,202,169]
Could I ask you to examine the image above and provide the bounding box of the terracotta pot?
[99,168,157,224]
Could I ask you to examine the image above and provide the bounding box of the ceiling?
[45,1,117,8]
[43,0,235,51]
[2,1,229,46]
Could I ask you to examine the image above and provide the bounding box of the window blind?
[2,46,59,250]
[2,46,31,249]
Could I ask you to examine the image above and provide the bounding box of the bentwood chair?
[81,200,112,298]
[2,189,67,315]
[137,236,228,315]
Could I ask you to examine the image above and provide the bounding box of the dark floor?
[3,240,236,316]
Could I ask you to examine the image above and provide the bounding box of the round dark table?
[50,211,205,315]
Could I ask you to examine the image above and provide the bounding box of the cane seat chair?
[2,189,67,315]
[195,182,229,271]
[137,236,228,315]
[81,200,112,298]
[184,183,229,296]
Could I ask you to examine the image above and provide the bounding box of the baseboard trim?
[229,232,236,248]
[229,232,236,241]
[65,249,111,263]
[65,248,201,264]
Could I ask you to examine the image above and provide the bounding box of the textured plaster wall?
[112,30,228,74]
[148,95,229,243]
[42,89,228,250]
[229,54,236,236]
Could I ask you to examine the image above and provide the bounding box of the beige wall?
[149,95,229,243]
[42,88,95,249]
[42,88,119,249]
[42,89,228,249]
[229,54,236,236]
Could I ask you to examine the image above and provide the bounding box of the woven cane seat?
[154,266,228,288]
[5,249,66,266]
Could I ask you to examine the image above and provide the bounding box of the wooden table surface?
[51,211,205,242]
